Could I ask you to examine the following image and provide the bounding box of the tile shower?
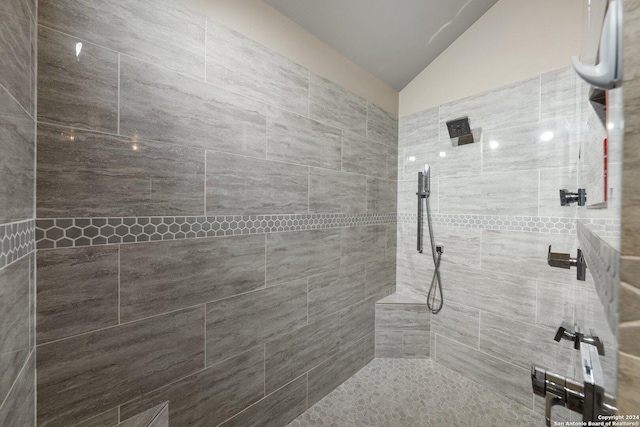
[32,0,397,426]
[0,0,628,425]
[392,66,620,421]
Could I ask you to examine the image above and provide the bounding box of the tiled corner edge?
[0,219,35,270]
[577,220,619,336]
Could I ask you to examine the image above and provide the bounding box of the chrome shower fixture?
[419,165,430,199]
[416,165,444,314]
[559,188,587,206]
[446,116,474,146]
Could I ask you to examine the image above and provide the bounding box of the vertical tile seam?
[203,303,207,369]
[32,0,38,421]
[29,10,33,117]
[33,3,38,222]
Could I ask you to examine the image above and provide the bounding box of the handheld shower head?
[423,165,431,198]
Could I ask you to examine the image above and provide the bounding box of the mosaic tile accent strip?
[36,213,397,249]
[398,213,620,236]
[288,358,540,427]
[0,219,35,270]
[578,220,619,336]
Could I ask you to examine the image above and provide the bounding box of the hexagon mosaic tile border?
[0,219,35,269]
[36,213,397,249]
[398,213,620,236]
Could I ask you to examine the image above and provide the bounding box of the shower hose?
[425,193,443,314]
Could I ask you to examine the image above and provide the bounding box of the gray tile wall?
[0,0,36,424]
[34,0,397,425]
[396,68,618,416]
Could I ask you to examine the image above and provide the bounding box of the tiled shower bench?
[374,294,430,359]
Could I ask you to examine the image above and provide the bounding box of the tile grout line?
[37,273,374,359]
[36,119,392,180]
[36,23,390,134]
[0,248,36,273]
[214,372,308,427]
[434,332,532,375]
[204,303,207,368]
[0,80,34,121]
[31,6,38,422]
[0,347,35,414]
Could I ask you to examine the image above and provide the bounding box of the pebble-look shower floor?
[288,359,541,427]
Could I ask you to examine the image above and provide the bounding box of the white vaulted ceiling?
[263,0,499,91]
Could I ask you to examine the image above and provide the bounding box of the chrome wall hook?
[559,188,587,206]
[547,246,587,281]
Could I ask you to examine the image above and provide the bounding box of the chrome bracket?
[547,246,587,281]
[532,341,616,425]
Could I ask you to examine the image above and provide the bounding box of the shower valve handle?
[547,246,587,281]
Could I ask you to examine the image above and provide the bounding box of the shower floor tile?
[288,358,540,427]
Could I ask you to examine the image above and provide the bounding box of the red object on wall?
[604,137,608,202]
